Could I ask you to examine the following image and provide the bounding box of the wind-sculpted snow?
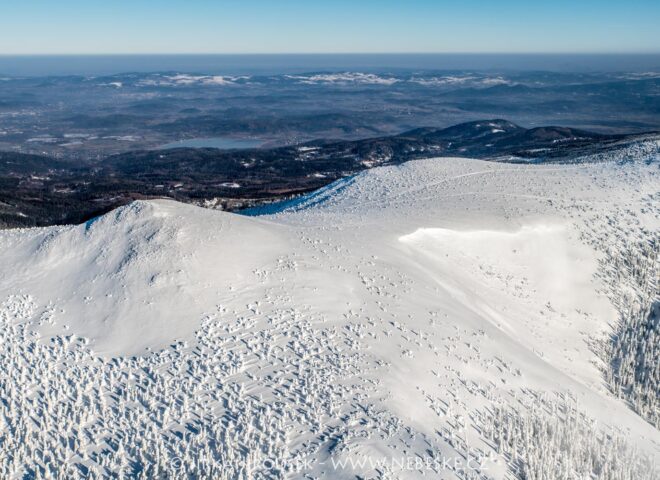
[0,150,659,478]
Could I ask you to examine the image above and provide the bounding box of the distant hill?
[0,119,655,228]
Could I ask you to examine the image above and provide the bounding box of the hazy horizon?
[1,53,659,77]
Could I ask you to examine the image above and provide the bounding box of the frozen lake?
[159,137,263,150]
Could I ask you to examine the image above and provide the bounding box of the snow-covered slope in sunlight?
[399,224,615,387]
[0,200,290,355]
[0,150,658,479]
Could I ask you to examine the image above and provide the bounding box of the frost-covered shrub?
[600,235,659,427]
[481,395,658,480]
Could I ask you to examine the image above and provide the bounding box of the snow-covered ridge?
[136,73,248,86]
[91,71,522,88]
[0,153,658,478]
[285,72,400,85]
[0,200,288,355]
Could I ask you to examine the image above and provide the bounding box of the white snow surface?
[286,72,400,85]
[1,152,659,478]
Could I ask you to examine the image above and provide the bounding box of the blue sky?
[1,0,659,54]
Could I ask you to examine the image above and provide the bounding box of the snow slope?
[1,144,659,478]
[0,200,290,355]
